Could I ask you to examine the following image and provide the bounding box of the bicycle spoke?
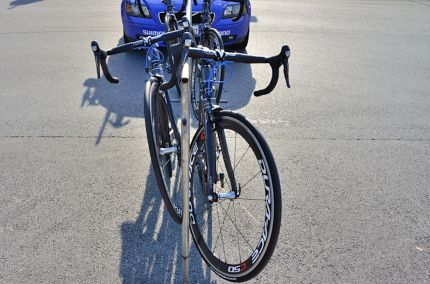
[238,170,261,192]
[233,202,242,263]
[193,198,228,218]
[236,201,261,227]
[233,146,251,171]
[236,197,265,201]
[213,202,229,261]
[158,154,175,181]
[213,199,232,229]
[160,157,170,171]
[217,202,254,252]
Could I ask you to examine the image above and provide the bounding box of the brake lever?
[90,41,119,84]
[91,41,101,79]
[281,45,291,88]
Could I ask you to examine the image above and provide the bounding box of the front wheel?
[189,111,282,282]
[144,79,182,224]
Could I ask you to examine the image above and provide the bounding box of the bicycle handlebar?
[91,28,290,96]
[187,45,291,96]
[90,29,185,84]
[159,32,197,91]
[91,41,119,84]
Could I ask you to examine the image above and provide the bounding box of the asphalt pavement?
[0,0,429,283]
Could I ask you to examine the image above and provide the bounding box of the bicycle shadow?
[82,39,186,145]
[8,0,43,10]
[119,168,213,283]
[216,49,255,111]
[82,39,255,144]
[82,40,149,145]
[82,39,212,282]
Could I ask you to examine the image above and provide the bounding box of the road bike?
[89,0,238,224]
[138,0,247,223]
[91,27,291,282]
[184,42,290,282]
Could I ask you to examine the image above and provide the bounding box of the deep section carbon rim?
[189,112,281,282]
[144,80,182,223]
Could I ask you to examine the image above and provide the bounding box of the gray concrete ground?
[0,0,429,283]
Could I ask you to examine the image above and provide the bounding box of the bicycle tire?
[189,111,281,282]
[165,15,182,97]
[144,79,182,224]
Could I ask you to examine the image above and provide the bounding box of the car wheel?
[123,31,130,43]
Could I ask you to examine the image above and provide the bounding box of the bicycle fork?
[200,65,239,202]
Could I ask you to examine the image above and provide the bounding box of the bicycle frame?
[200,0,214,30]
[198,61,238,202]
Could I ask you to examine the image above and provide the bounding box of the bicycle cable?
[145,44,165,74]
[201,60,232,98]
